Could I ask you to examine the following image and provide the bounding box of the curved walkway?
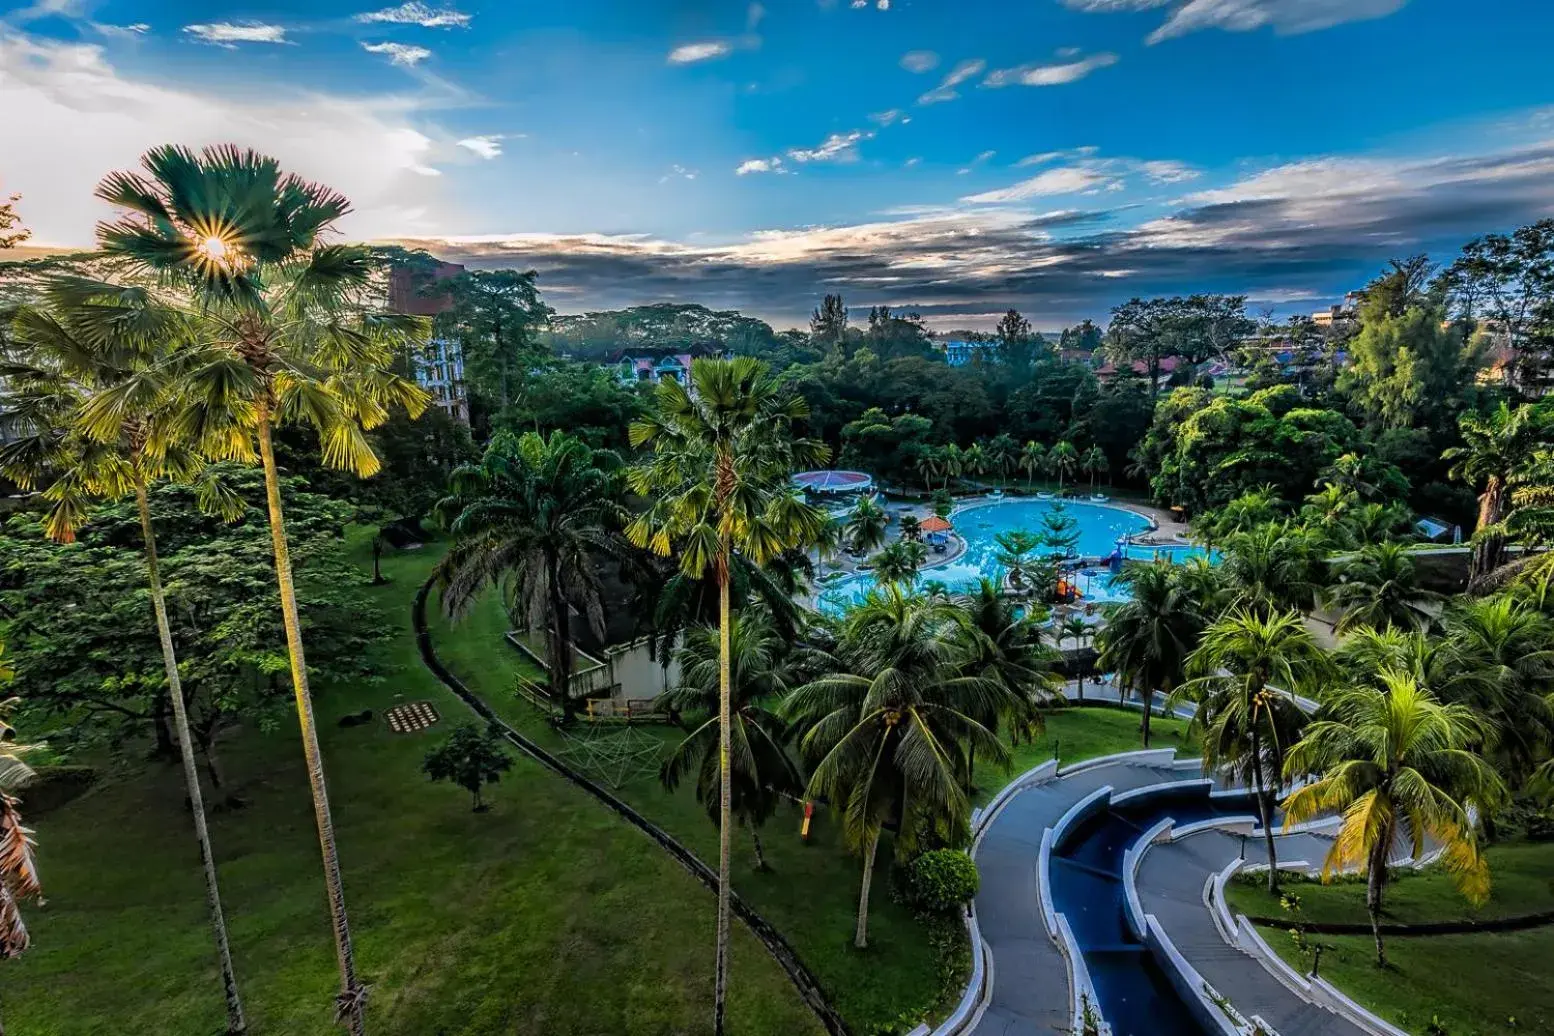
[411,580,850,1036]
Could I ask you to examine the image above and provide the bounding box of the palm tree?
[899,514,923,542]
[0,672,43,1033]
[1016,441,1044,492]
[873,539,928,587]
[914,449,941,491]
[1283,670,1506,966]
[962,442,989,485]
[1445,402,1553,583]
[436,430,621,724]
[1096,561,1207,746]
[993,529,1043,591]
[1080,445,1108,489]
[660,613,804,870]
[1439,597,1554,788]
[784,589,1010,947]
[954,579,1062,726]
[1204,486,1283,544]
[986,434,1018,488]
[1048,440,1079,490]
[3,297,251,1033]
[1301,484,1358,531]
[626,356,827,1035]
[1317,452,1385,501]
[91,144,432,1034]
[1326,542,1443,634]
[844,496,889,556]
[1343,502,1416,548]
[1058,615,1095,701]
[939,443,964,492]
[1181,609,1327,894]
[1220,522,1320,618]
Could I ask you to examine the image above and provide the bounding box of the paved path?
[1137,828,1367,1036]
[968,757,1184,1036]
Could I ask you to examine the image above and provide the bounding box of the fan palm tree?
[784,589,1010,947]
[626,356,827,1034]
[436,430,621,724]
[89,144,432,1034]
[844,495,889,556]
[1445,401,1553,583]
[1181,609,1328,894]
[660,613,804,870]
[1283,670,1506,966]
[3,297,251,1033]
[1096,561,1208,746]
[1080,446,1108,489]
[1019,440,1046,490]
[1326,541,1443,634]
[872,539,928,587]
[0,671,43,1019]
[1048,440,1079,490]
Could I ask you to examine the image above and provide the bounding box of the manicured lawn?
[5,537,822,1036]
[1225,842,1554,1035]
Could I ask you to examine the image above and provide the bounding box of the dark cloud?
[383,141,1554,328]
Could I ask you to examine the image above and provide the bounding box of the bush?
[908,849,980,913]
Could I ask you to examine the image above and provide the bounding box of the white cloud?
[787,129,873,164]
[355,3,470,29]
[659,164,699,183]
[962,165,1116,203]
[851,0,891,7]
[668,40,732,64]
[899,50,939,73]
[1059,0,1172,9]
[456,135,503,159]
[1139,159,1199,183]
[91,21,149,39]
[1017,146,1100,167]
[182,22,288,45]
[736,157,784,175]
[362,41,431,66]
[983,52,1118,88]
[0,31,460,243]
[917,58,985,105]
[1061,0,1409,43]
[869,108,905,127]
[904,157,921,167]
[747,3,765,29]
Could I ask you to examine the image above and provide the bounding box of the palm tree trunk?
[1139,688,1152,747]
[1367,833,1390,967]
[134,479,247,1036]
[713,542,733,1036]
[1470,479,1508,583]
[550,566,576,725]
[751,826,768,871]
[1250,724,1279,896]
[854,828,881,949]
[255,404,367,1036]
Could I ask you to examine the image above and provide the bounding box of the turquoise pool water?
[817,499,1208,613]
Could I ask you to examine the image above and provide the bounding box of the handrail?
[413,579,850,1035]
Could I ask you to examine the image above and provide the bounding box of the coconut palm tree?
[1445,401,1554,583]
[844,495,889,556]
[939,443,965,492]
[784,588,1010,947]
[626,356,827,1035]
[1181,609,1328,894]
[914,449,941,491]
[899,514,923,542]
[1019,440,1046,490]
[1220,521,1321,618]
[3,297,250,1033]
[1301,483,1358,532]
[89,144,432,1034]
[1080,446,1108,489]
[1096,561,1208,747]
[436,430,622,725]
[873,539,928,587]
[660,613,804,870]
[1439,597,1554,788]
[962,442,989,485]
[1048,440,1079,490]
[1058,615,1095,701]
[954,579,1062,728]
[986,434,1018,488]
[1326,541,1443,634]
[1283,670,1506,966]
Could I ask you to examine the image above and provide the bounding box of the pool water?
[818,499,1208,613]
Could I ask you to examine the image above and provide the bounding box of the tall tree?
[1184,609,1328,893]
[0,194,28,249]
[995,308,1035,371]
[1283,671,1505,965]
[90,144,430,1034]
[872,539,927,586]
[1325,542,1443,634]
[436,269,553,416]
[0,665,43,1014]
[436,430,621,724]
[660,613,805,870]
[1445,401,1554,583]
[844,495,889,555]
[810,294,849,356]
[1442,219,1554,395]
[1096,561,1207,746]
[626,357,827,1035]
[1047,440,1078,489]
[1018,440,1046,489]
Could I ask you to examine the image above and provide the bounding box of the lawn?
[422,565,1201,1032]
[4,535,822,1036]
[1225,842,1554,1035]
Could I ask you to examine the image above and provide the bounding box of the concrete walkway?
[1137,828,1366,1036]
[968,756,1185,1036]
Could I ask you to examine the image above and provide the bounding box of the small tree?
[423,724,514,812]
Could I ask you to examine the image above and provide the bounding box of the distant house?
[1311,292,1362,329]
[610,345,729,389]
[1095,355,1184,386]
[388,260,470,423]
[939,340,998,367]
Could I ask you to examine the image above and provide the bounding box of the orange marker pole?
[801,800,814,843]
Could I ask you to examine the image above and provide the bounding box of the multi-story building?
[939,339,998,367]
[388,260,470,423]
[610,345,729,390]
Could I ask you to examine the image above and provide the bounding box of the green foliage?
[422,723,514,810]
[906,849,980,913]
[839,407,935,487]
[436,268,554,416]
[1339,290,1479,432]
[504,361,647,449]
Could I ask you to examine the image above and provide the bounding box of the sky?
[2,0,1552,329]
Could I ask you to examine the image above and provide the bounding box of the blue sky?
[3,0,1553,327]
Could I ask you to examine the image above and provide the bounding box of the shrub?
[908,849,980,913]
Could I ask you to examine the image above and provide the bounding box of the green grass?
[1225,842,1554,1035]
[5,536,822,1036]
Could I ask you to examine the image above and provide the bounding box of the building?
[387,260,470,423]
[1311,292,1362,329]
[1095,355,1184,387]
[610,345,729,389]
[939,339,998,367]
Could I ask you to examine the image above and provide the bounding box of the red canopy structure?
[920,516,953,534]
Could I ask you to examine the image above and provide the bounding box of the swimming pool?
[817,499,1208,613]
